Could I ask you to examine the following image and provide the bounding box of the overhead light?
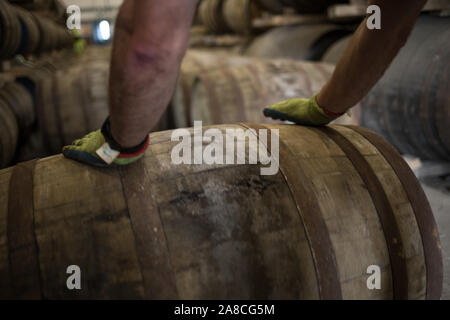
[98,20,111,41]
[93,19,111,43]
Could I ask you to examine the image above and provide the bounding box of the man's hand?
[263,94,341,126]
[62,119,149,167]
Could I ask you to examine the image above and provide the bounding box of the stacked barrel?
[359,15,450,161]
[0,123,443,299]
[0,47,112,168]
[0,0,73,60]
[197,0,346,36]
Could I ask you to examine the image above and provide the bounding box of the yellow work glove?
[62,118,149,167]
[263,93,342,126]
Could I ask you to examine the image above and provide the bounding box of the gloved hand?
[263,93,342,126]
[62,118,149,167]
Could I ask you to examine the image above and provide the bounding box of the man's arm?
[62,0,197,167]
[264,0,427,125]
[317,0,427,113]
[109,0,197,147]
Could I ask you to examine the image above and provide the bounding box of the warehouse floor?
[420,175,450,300]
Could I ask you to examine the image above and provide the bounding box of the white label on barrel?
[96,142,120,164]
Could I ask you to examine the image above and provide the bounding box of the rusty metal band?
[322,126,409,299]
[119,161,179,299]
[7,159,42,299]
[241,123,343,299]
[347,125,443,300]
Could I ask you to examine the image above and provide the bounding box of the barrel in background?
[222,0,261,35]
[281,0,347,13]
[198,0,230,34]
[172,50,260,128]
[0,100,19,168]
[189,59,335,126]
[0,81,35,133]
[0,0,73,59]
[321,34,352,64]
[360,15,450,161]
[0,0,22,60]
[0,123,442,299]
[245,24,353,61]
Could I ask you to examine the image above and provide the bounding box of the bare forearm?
[109,0,197,147]
[317,0,426,113]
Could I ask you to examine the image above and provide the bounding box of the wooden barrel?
[222,0,260,35]
[0,0,22,59]
[13,6,40,55]
[43,64,109,153]
[172,50,259,128]
[360,16,450,161]
[0,99,19,168]
[322,34,352,64]
[0,81,35,133]
[0,123,442,299]
[198,0,229,34]
[12,58,110,158]
[33,14,62,54]
[189,60,335,126]
[245,24,353,61]
[281,0,346,13]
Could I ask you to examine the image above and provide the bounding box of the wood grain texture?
[0,99,19,168]
[0,124,441,299]
[7,160,41,299]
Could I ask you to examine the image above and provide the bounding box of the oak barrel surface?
[0,99,19,168]
[0,124,442,299]
[173,50,261,128]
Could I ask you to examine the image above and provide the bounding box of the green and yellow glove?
[263,93,343,126]
[62,118,149,167]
